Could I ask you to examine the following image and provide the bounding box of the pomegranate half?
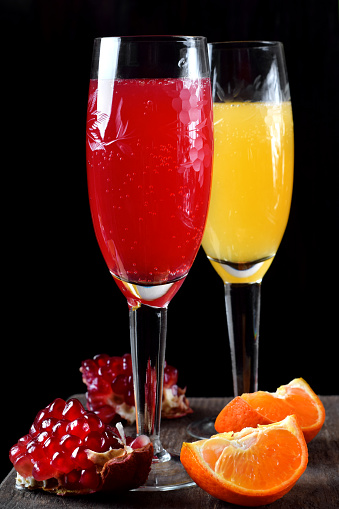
[9,398,153,495]
[80,353,193,424]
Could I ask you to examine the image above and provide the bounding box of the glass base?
[132,451,195,491]
[186,417,217,440]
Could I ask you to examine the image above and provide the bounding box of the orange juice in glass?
[203,101,293,284]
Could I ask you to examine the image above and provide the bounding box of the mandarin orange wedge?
[215,378,325,443]
[181,415,308,507]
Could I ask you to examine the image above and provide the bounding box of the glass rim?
[208,40,283,50]
[94,35,207,43]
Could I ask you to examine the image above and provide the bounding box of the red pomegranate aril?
[32,459,58,482]
[66,417,90,440]
[10,445,24,464]
[64,468,81,488]
[29,421,39,437]
[45,398,66,419]
[14,454,33,478]
[50,451,74,474]
[81,359,98,380]
[27,442,45,462]
[111,375,134,404]
[18,434,31,447]
[130,435,151,450]
[103,430,120,449]
[98,365,112,380]
[107,356,124,376]
[83,431,105,452]
[163,363,178,387]
[71,446,93,470]
[52,419,69,439]
[35,431,49,445]
[79,465,100,490]
[84,413,105,432]
[62,398,86,421]
[40,417,59,433]
[59,434,82,454]
[42,436,60,460]
[93,406,116,424]
[94,353,110,367]
[34,409,47,426]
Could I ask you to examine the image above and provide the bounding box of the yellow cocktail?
[202,101,294,283]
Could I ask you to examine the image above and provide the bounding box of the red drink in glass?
[87,77,213,306]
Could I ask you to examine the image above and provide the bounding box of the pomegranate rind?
[99,442,153,491]
[15,442,153,495]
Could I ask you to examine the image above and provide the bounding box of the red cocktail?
[87,77,212,306]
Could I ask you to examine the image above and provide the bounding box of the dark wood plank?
[1,396,338,508]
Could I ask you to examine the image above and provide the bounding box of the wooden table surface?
[1,396,338,508]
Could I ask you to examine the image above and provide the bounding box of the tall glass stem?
[224,282,261,396]
[129,303,170,462]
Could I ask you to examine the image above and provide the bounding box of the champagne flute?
[86,36,213,489]
[187,41,293,439]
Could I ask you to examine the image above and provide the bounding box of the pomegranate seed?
[107,356,124,377]
[43,436,61,459]
[62,398,86,421]
[29,421,39,437]
[64,468,81,487]
[50,451,74,474]
[59,434,82,454]
[130,435,151,449]
[46,398,66,419]
[40,417,58,433]
[27,441,45,462]
[93,406,116,424]
[93,353,110,367]
[52,419,70,438]
[32,459,58,482]
[164,363,178,387]
[103,429,121,449]
[83,431,105,452]
[66,417,90,439]
[71,446,93,470]
[84,413,105,433]
[13,454,33,477]
[111,374,129,396]
[9,445,24,463]
[79,465,100,490]
[34,409,47,427]
[18,434,31,447]
[35,431,49,445]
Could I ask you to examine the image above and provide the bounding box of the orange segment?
[215,396,273,433]
[241,378,325,443]
[181,415,308,507]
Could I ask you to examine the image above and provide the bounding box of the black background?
[2,0,339,482]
